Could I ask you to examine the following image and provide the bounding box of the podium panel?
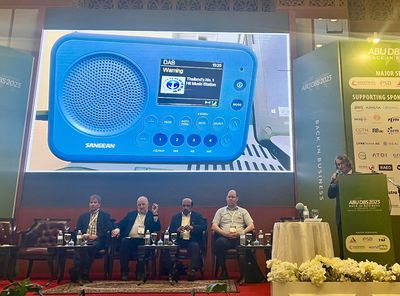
[339,173,395,264]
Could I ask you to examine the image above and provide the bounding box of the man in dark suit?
[111,196,160,281]
[328,154,353,258]
[70,194,113,283]
[169,197,207,281]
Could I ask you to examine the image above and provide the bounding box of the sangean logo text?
[85,143,116,149]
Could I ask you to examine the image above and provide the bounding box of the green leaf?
[206,283,228,293]
[0,278,43,296]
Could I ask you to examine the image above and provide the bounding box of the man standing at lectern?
[328,154,353,258]
[212,189,254,280]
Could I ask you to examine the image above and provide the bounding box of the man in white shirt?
[111,196,160,281]
[211,189,254,280]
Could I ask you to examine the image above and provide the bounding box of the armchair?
[211,230,256,279]
[17,218,71,278]
[174,219,208,280]
[107,235,156,280]
[211,231,239,278]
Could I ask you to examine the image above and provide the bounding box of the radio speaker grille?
[60,54,147,136]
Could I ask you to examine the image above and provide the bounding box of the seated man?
[111,196,160,281]
[70,194,113,283]
[169,197,207,281]
[211,189,254,280]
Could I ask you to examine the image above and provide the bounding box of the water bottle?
[240,232,246,245]
[164,229,169,245]
[258,230,264,245]
[76,230,83,245]
[303,206,310,220]
[57,230,63,245]
[144,230,151,245]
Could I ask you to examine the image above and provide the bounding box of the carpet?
[43,280,238,294]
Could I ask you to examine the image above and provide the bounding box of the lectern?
[339,173,395,264]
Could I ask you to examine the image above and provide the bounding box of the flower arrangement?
[267,255,400,286]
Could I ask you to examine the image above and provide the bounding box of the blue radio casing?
[48,33,257,163]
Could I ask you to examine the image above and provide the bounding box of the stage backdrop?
[16,9,295,228]
[294,40,400,261]
[0,46,33,217]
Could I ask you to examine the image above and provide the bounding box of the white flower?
[298,258,326,286]
[267,259,298,283]
[391,263,400,277]
[266,256,400,286]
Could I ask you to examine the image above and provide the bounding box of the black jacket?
[169,211,207,243]
[117,210,161,237]
[76,210,113,245]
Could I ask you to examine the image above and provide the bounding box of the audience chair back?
[18,218,71,278]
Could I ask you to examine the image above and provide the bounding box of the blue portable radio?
[48,33,257,163]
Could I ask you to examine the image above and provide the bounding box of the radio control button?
[161,116,174,129]
[153,133,168,146]
[234,79,246,90]
[187,134,201,147]
[196,117,209,129]
[136,132,150,145]
[229,118,241,131]
[212,117,225,130]
[231,99,244,111]
[170,134,185,146]
[221,134,232,146]
[145,115,158,127]
[179,116,192,130]
[204,134,218,147]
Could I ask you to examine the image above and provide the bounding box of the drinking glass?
[265,233,272,246]
[150,232,157,246]
[64,233,71,246]
[64,224,70,233]
[82,233,90,246]
[311,209,319,219]
[170,233,177,245]
[245,233,252,246]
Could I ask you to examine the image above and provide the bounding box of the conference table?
[237,244,272,284]
[47,244,96,283]
[272,221,334,265]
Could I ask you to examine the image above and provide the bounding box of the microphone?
[295,202,304,221]
[330,170,340,184]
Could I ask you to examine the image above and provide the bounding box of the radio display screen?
[158,59,223,107]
